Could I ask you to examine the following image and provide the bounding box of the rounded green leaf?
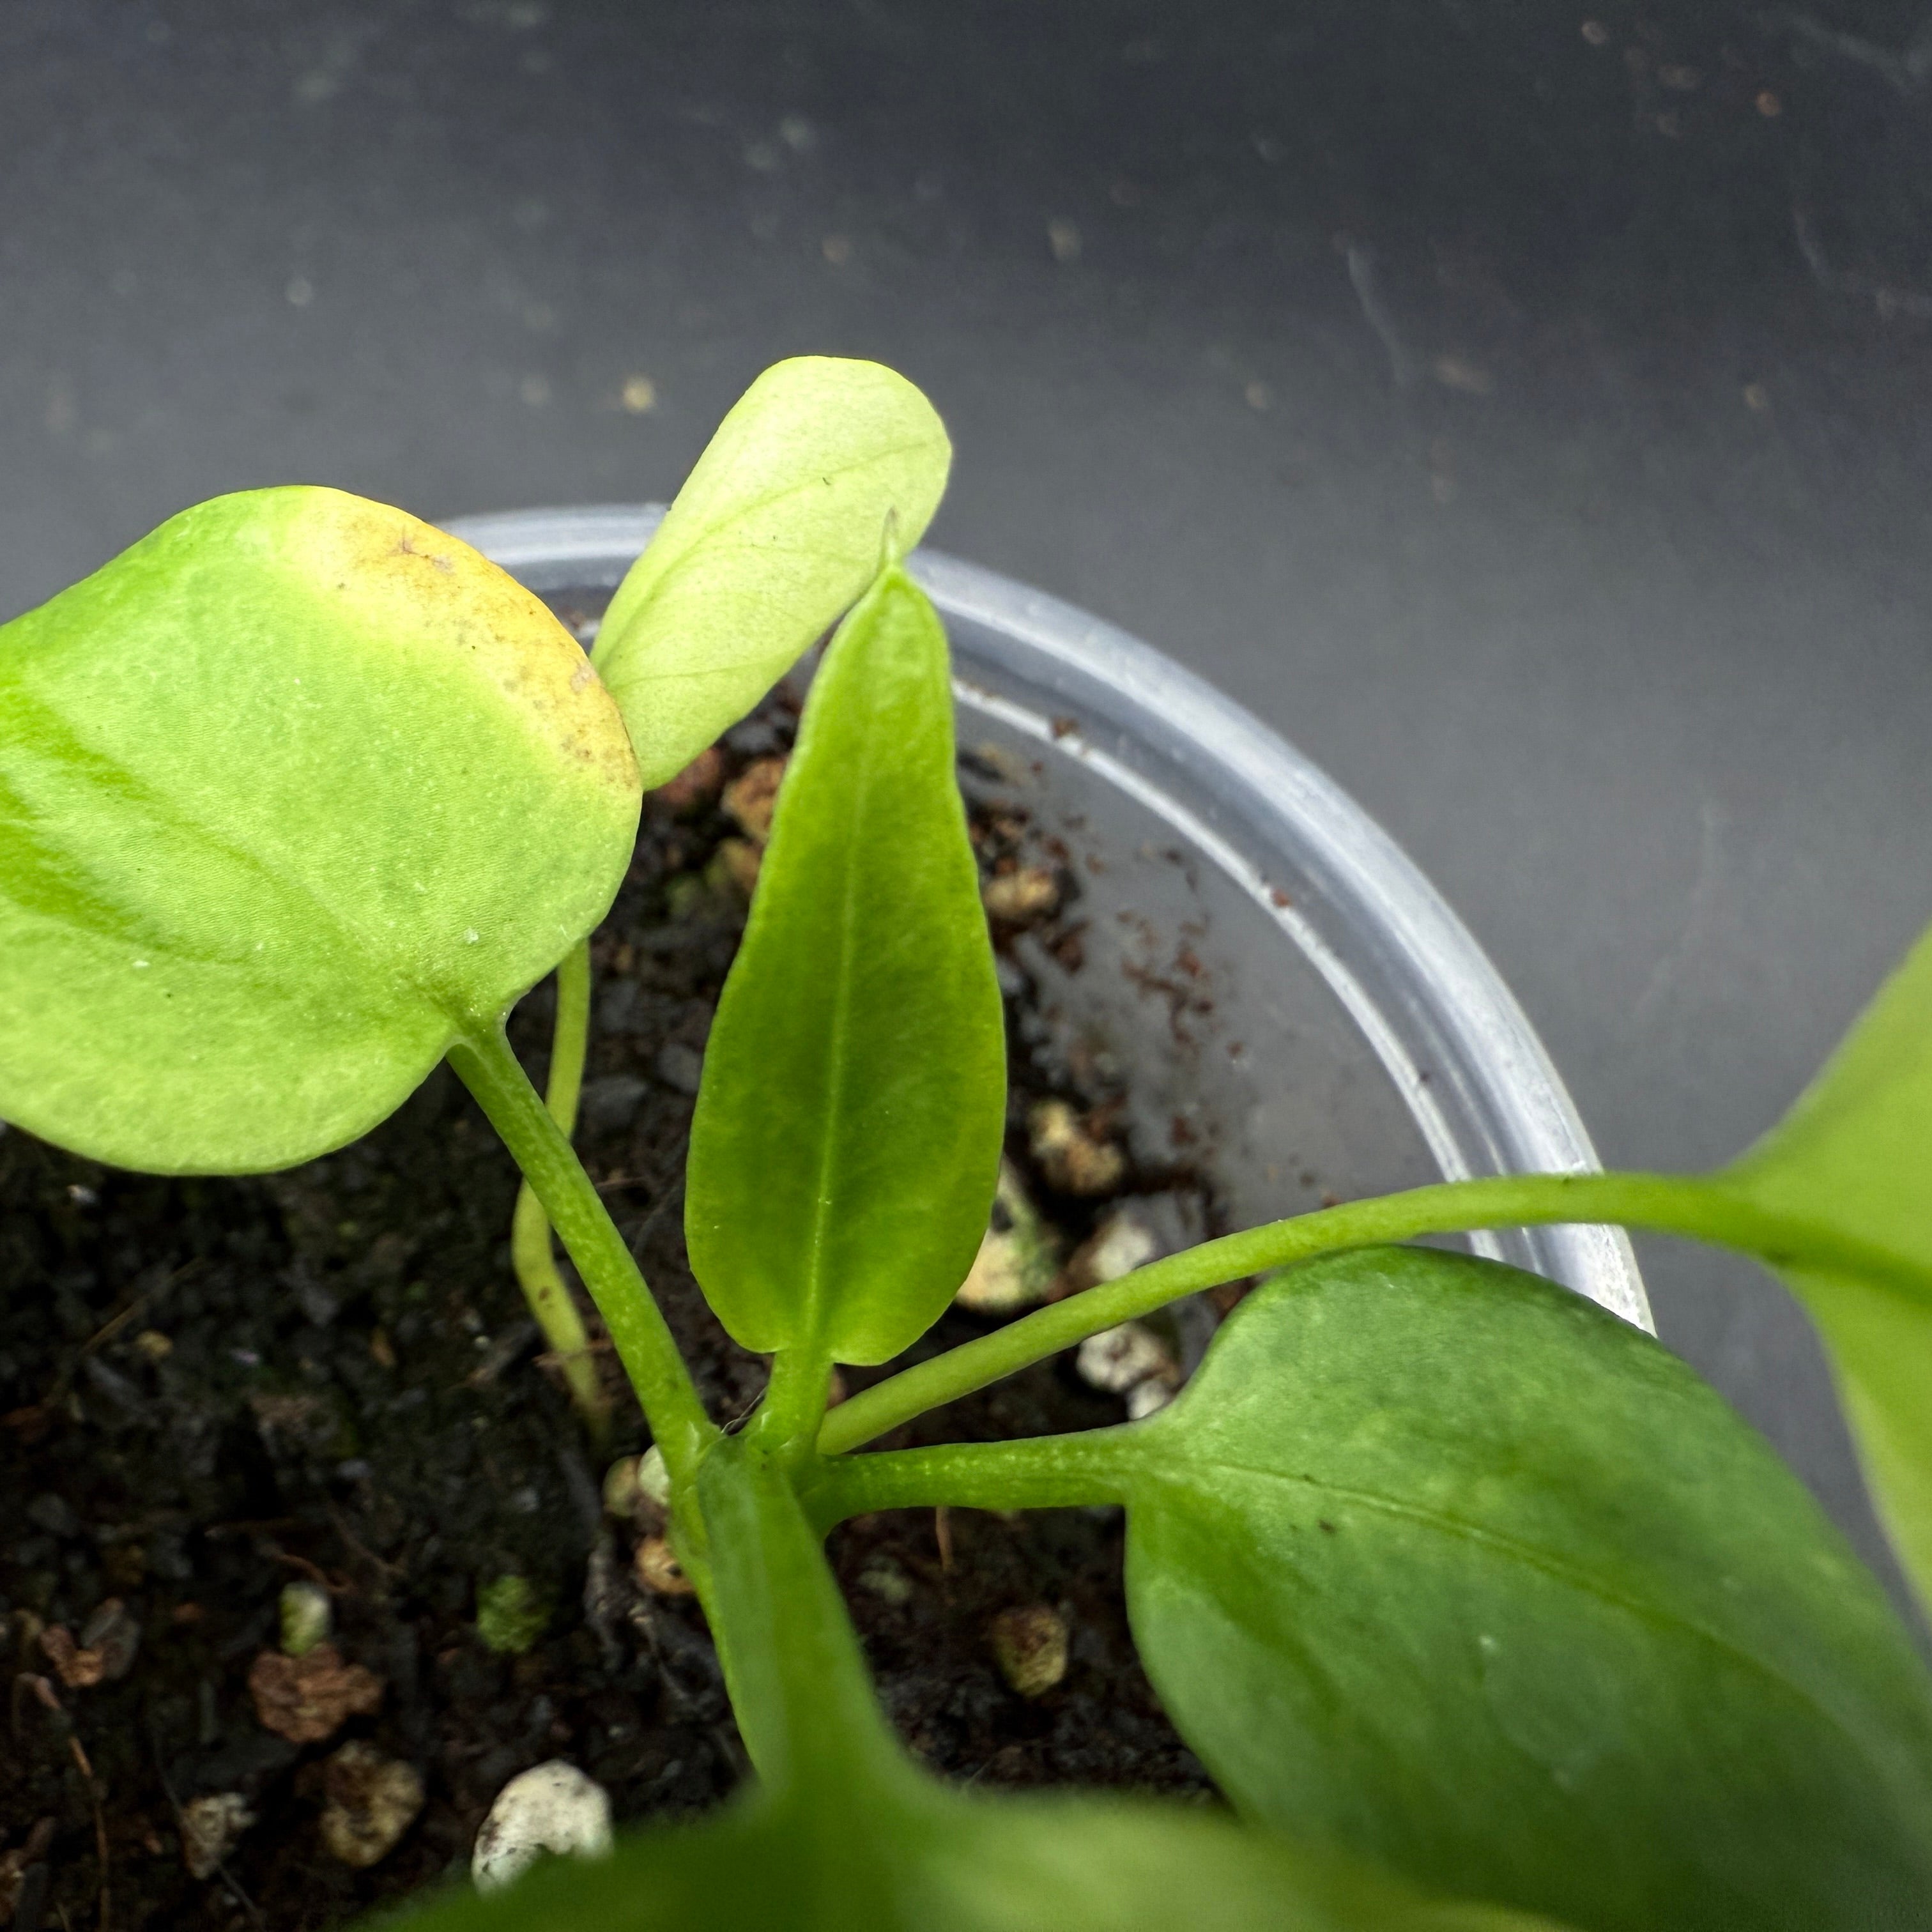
[684,562,1004,1364]
[594,356,952,788]
[1119,1248,1932,1932]
[0,487,640,1174]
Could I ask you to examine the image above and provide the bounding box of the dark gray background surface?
[3,0,1928,1579]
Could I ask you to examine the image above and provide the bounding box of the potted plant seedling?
[1,359,1930,1930]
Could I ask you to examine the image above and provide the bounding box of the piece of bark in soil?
[39,1598,141,1687]
[247,1644,385,1744]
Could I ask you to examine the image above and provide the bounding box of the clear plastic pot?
[445,506,1650,1331]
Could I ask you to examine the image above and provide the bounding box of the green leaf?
[1116,1248,1932,1932]
[383,1436,1565,1932]
[593,356,951,788]
[1702,920,1932,1606]
[684,562,1004,1365]
[0,487,640,1173]
[379,1783,1569,1932]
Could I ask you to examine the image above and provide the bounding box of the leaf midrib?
[604,435,937,660]
[795,658,880,1358]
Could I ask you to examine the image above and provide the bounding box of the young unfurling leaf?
[593,356,951,788]
[683,562,1004,1365]
[0,487,639,1174]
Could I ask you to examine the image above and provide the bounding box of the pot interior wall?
[951,698,1441,1229]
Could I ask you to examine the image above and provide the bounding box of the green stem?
[752,1346,837,1462]
[802,1430,1130,1533]
[450,1020,716,1485]
[696,1436,919,1798]
[818,1169,1912,1455]
[509,942,610,1438]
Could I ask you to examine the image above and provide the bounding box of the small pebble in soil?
[1075,1322,1179,1406]
[988,1604,1070,1698]
[955,1158,1060,1314]
[1027,1098,1126,1195]
[580,1073,649,1130]
[1062,1208,1162,1294]
[179,1791,256,1880]
[40,1597,141,1687]
[247,1642,384,1744]
[26,1492,79,1538]
[721,755,786,844]
[633,1536,695,1597]
[857,1558,914,1607]
[318,1741,425,1869]
[653,1041,705,1096]
[710,836,762,896]
[279,1579,333,1658]
[601,1455,667,1535]
[981,865,1060,923]
[471,1759,615,1894]
[635,1445,671,1510]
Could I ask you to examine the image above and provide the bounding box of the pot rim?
[445,503,1650,1333]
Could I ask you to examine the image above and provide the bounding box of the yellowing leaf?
[0,487,639,1173]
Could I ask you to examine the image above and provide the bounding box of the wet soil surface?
[0,673,1226,1929]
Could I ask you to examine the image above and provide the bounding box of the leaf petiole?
[802,1429,1128,1531]
[449,1020,717,1485]
[507,940,611,1438]
[750,1346,839,1461]
[816,1168,1926,1455]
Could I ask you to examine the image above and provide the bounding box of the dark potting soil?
[0,654,1230,1930]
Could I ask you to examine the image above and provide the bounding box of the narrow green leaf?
[0,487,640,1173]
[593,356,951,787]
[684,562,1004,1365]
[1116,1248,1932,1932]
[1703,920,1932,1605]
